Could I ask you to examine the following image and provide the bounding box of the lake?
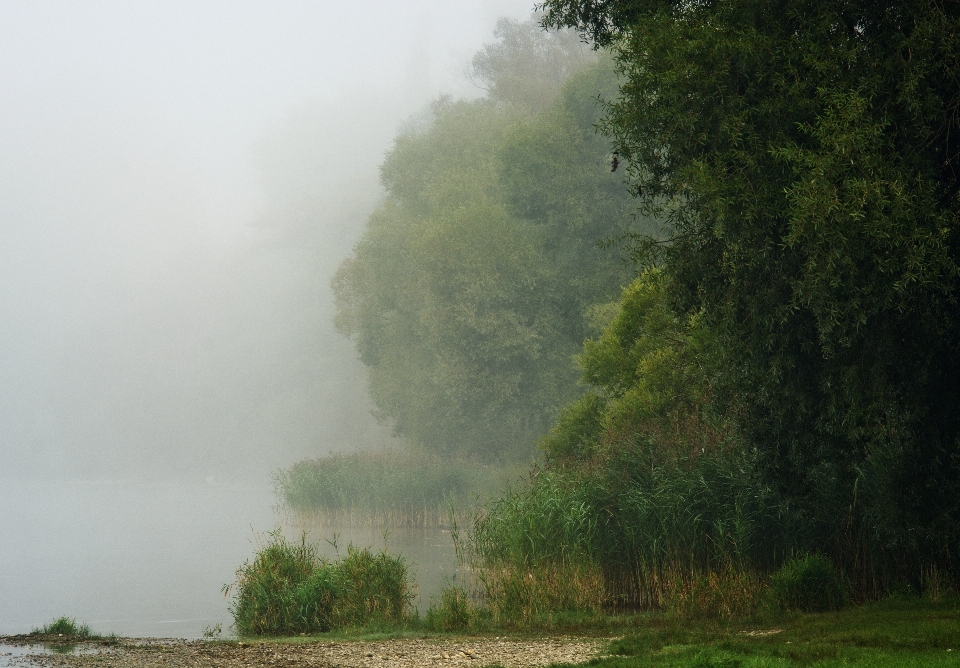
[0,479,457,638]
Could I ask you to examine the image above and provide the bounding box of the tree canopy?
[334,22,649,461]
[540,0,960,587]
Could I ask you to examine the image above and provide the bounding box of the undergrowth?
[459,447,791,618]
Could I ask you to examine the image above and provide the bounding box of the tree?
[541,0,960,587]
[335,26,644,461]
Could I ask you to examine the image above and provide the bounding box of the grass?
[28,616,96,640]
[273,450,527,528]
[455,449,792,620]
[577,596,960,667]
[224,529,415,636]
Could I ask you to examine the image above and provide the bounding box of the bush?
[31,616,94,638]
[771,553,847,612]
[226,530,414,635]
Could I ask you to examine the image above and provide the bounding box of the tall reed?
[275,450,525,527]
[463,440,789,616]
[225,530,414,635]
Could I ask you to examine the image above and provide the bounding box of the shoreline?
[0,635,605,668]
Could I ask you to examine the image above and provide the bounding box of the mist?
[0,0,535,483]
[0,0,542,637]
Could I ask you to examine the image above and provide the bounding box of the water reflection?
[0,642,100,666]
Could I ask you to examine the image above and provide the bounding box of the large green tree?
[541,0,960,587]
[335,23,645,461]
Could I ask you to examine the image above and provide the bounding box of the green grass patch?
[274,450,527,527]
[28,616,96,640]
[583,597,960,668]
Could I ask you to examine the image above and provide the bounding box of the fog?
[0,1,535,635]
[0,0,535,482]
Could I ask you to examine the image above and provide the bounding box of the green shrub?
[226,530,414,635]
[32,616,94,638]
[771,553,847,612]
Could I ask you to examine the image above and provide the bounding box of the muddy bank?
[0,636,603,668]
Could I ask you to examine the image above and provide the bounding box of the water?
[0,479,457,638]
[0,642,100,667]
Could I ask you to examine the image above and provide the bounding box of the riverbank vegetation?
[274,451,526,527]
[28,617,96,640]
[276,0,960,639]
[224,530,414,636]
[521,0,960,603]
[224,529,958,650]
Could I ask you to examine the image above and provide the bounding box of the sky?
[0,0,537,481]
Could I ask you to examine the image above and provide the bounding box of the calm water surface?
[0,479,456,638]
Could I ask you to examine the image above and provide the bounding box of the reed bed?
[458,436,959,619]
[462,443,788,615]
[274,450,527,528]
[454,441,846,619]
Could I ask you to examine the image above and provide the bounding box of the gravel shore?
[1,636,604,668]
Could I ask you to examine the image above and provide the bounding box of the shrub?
[31,617,94,638]
[226,530,414,635]
[771,553,847,612]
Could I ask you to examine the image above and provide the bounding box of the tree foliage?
[541,269,731,463]
[335,23,646,461]
[540,0,960,588]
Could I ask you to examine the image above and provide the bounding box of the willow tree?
[541,0,960,589]
[334,22,644,461]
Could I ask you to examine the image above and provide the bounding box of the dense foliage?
[468,276,783,615]
[535,0,960,593]
[315,3,960,619]
[334,20,647,461]
[225,531,412,635]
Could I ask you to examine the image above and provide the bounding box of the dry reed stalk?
[468,561,607,626]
